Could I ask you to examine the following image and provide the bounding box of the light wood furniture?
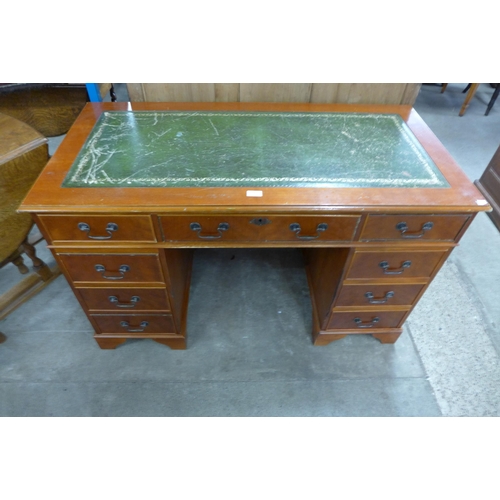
[441,83,500,116]
[441,83,481,116]
[0,112,61,342]
[19,102,489,350]
[127,83,421,105]
[475,144,500,231]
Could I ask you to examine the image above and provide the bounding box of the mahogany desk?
[19,102,490,349]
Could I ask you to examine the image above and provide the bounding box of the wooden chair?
[485,84,500,116]
[0,112,61,343]
[441,83,499,116]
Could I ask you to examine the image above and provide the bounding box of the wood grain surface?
[127,83,422,106]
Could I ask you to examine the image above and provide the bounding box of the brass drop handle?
[95,264,130,280]
[396,221,434,239]
[190,222,229,239]
[289,222,328,240]
[108,295,140,308]
[379,260,411,275]
[78,222,119,239]
[354,317,380,328]
[120,320,149,332]
[364,291,394,304]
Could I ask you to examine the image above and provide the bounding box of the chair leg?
[441,83,448,93]
[485,84,500,116]
[459,83,480,116]
[20,240,54,281]
[0,332,6,343]
[11,253,29,274]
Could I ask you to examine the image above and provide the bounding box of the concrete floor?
[1,83,500,416]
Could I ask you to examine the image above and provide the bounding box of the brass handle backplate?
[289,222,328,240]
[120,320,149,332]
[190,222,229,239]
[379,260,411,275]
[78,222,118,240]
[396,221,434,239]
[354,317,380,328]
[108,295,140,308]
[364,291,394,304]
[95,264,130,280]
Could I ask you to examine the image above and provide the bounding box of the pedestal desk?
[19,102,490,349]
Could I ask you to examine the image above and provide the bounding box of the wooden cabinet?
[475,144,500,232]
[20,102,489,350]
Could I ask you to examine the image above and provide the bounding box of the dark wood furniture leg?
[485,85,500,116]
[10,252,29,274]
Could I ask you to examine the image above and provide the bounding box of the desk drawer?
[76,287,170,312]
[159,215,360,243]
[335,283,426,307]
[360,214,470,242]
[39,215,157,243]
[58,254,164,283]
[346,250,447,279]
[92,314,176,334]
[327,310,407,330]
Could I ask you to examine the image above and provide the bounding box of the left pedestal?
[34,214,194,350]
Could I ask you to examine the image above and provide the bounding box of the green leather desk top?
[62,111,449,189]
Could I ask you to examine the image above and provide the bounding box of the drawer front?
[92,314,176,334]
[335,283,426,307]
[360,214,470,242]
[159,215,360,243]
[39,215,157,243]
[58,254,164,283]
[76,288,170,312]
[346,250,447,279]
[327,310,408,330]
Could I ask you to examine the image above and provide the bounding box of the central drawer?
[58,253,164,284]
[159,214,360,243]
